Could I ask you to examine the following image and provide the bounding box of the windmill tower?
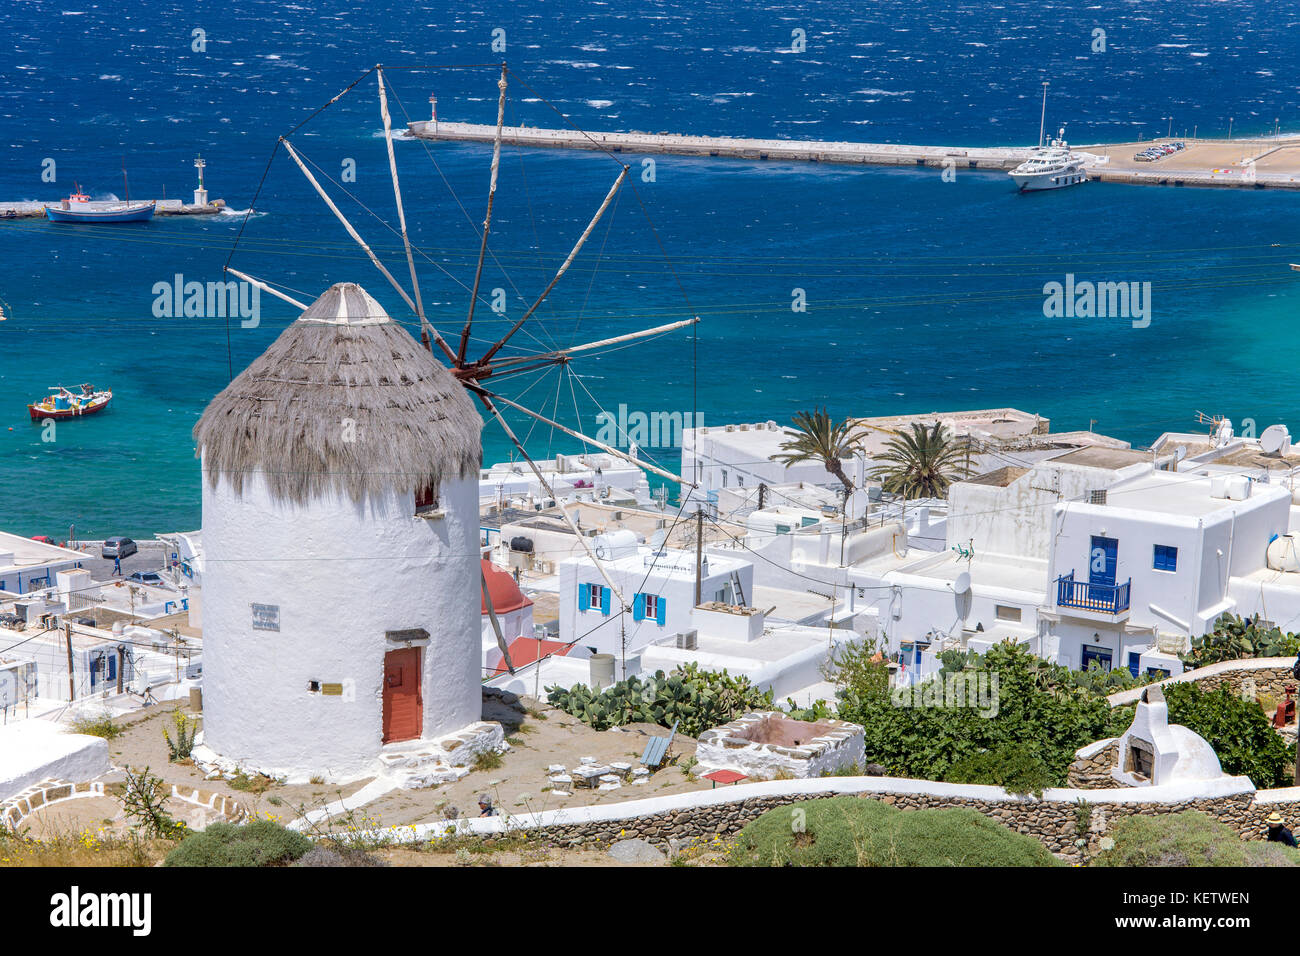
[211,65,700,779]
[193,282,489,783]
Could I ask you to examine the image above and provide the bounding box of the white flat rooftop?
[862,549,1049,595]
[687,623,838,664]
[1101,472,1289,518]
[0,531,86,568]
[750,584,843,623]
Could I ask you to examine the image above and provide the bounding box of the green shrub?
[71,713,123,740]
[943,742,1057,796]
[1161,683,1296,788]
[1183,613,1300,668]
[164,819,312,867]
[547,663,773,737]
[1093,811,1299,867]
[163,711,199,761]
[837,642,1120,785]
[728,796,1061,867]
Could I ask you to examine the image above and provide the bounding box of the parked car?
[101,536,137,559]
[125,570,165,587]
[30,535,55,544]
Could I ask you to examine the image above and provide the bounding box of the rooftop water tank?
[1267,534,1300,573]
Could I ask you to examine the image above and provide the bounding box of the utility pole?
[116,644,125,694]
[694,508,704,607]
[64,622,75,702]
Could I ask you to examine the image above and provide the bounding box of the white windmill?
[202,64,699,783]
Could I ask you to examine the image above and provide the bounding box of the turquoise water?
[1,1,1298,537]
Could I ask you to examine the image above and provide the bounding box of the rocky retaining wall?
[1108,658,1297,707]
[1067,739,1123,790]
[393,776,1300,863]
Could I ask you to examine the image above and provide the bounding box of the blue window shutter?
[578,585,590,612]
[600,586,611,616]
[633,594,645,621]
[656,597,667,626]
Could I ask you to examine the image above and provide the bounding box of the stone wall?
[1067,739,1123,789]
[695,711,865,780]
[1,778,248,832]
[399,776,1300,864]
[1108,658,1297,708]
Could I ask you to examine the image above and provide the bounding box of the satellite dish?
[1174,445,1187,462]
[650,529,666,551]
[953,571,972,594]
[1261,424,1291,455]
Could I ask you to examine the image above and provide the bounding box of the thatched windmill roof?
[195,282,482,505]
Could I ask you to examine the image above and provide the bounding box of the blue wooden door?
[1089,535,1118,601]
[1127,651,1141,678]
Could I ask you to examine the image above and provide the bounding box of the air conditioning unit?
[725,425,735,432]
[675,630,698,650]
[739,424,749,431]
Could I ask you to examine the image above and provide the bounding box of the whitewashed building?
[556,531,753,659]
[0,533,88,595]
[850,444,1300,680]
[192,283,492,783]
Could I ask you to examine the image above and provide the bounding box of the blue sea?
[2,0,1299,538]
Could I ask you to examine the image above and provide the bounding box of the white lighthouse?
[193,282,498,784]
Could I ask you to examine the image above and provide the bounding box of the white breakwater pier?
[0,199,226,220]
[407,121,1300,190]
[408,120,1030,170]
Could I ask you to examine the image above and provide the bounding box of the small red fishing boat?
[28,384,112,420]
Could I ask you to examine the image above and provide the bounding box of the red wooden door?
[382,647,422,744]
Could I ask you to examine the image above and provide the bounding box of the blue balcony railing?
[1056,571,1131,614]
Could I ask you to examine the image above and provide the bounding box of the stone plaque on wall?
[251,603,280,632]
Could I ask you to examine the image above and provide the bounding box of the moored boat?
[28,384,112,420]
[45,196,156,223]
[44,176,155,223]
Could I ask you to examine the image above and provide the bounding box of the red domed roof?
[481,559,533,615]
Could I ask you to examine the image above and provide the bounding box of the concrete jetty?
[0,198,226,220]
[407,120,1300,190]
[408,120,1029,170]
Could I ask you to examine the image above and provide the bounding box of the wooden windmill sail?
[226,63,700,660]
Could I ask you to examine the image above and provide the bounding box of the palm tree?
[871,422,972,499]
[771,408,860,498]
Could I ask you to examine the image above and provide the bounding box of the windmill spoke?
[224,267,309,311]
[481,562,515,674]
[471,384,694,488]
[476,391,628,610]
[477,166,628,367]
[458,63,510,366]
[377,66,457,363]
[281,137,422,320]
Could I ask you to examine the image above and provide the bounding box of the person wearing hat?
[1266,812,1297,847]
[477,793,498,817]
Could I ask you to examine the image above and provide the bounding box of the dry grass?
[0,827,172,867]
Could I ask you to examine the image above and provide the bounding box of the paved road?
[69,547,166,581]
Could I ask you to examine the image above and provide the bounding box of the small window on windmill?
[415,483,441,517]
[1125,739,1154,780]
